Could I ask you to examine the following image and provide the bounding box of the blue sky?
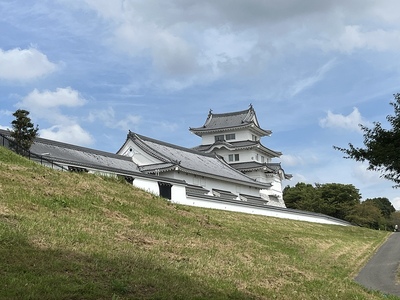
[1,0,400,208]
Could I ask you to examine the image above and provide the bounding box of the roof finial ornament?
[208,109,213,116]
[249,103,253,110]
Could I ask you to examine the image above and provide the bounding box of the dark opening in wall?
[158,182,172,200]
[124,176,134,184]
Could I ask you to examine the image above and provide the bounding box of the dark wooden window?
[228,154,240,162]
[158,182,172,200]
[215,135,224,142]
[225,133,235,140]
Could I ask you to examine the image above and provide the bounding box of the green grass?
[0,146,397,299]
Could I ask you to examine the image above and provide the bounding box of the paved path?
[355,233,400,296]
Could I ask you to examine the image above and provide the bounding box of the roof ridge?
[209,108,251,118]
[128,132,173,162]
[131,132,217,158]
[0,128,129,160]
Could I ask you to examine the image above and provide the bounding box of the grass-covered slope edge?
[0,147,394,299]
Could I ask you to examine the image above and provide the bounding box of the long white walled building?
[117,131,270,204]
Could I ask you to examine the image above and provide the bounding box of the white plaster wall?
[234,129,257,141]
[171,184,187,202]
[176,196,350,226]
[210,146,272,165]
[241,171,285,207]
[268,174,283,194]
[160,170,261,198]
[215,149,250,163]
[260,190,286,208]
[133,178,160,196]
[118,140,160,165]
[245,169,266,183]
[201,134,216,145]
[200,129,258,145]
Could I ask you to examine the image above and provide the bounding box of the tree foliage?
[10,109,39,154]
[334,93,400,187]
[283,182,361,220]
[316,183,361,220]
[345,201,384,229]
[283,182,316,211]
[364,197,395,219]
[284,183,397,230]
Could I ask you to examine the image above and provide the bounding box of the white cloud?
[54,1,400,91]
[0,47,57,80]
[324,26,400,53]
[0,125,10,130]
[40,124,94,146]
[88,107,141,131]
[319,107,367,132]
[17,87,94,146]
[20,87,86,109]
[17,87,87,126]
[289,59,336,96]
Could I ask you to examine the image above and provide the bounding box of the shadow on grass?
[0,227,253,300]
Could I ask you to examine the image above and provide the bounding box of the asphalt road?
[355,233,400,296]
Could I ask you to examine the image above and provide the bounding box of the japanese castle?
[117,105,291,208]
[1,105,354,225]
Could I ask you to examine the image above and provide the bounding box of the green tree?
[283,182,317,211]
[334,93,400,187]
[283,182,361,220]
[345,201,384,229]
[364,197,395,219]
[10,109,39,154]
[316,183,361,219]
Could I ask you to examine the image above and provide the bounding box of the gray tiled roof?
[230,161,292,179]
[193,140,256,151]
[239,193,268,205]
[128,132,269,188]
[29,136,140,174]
[189,106,271,136]
[230,161,275,172]
[0,129,189,184]
[193,140,282,157]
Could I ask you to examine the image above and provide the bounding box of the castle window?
[215,135,224,142]
[225,133,235,140]
[252,134,258,141]
[228,154,240,162]
[261,156,265,163]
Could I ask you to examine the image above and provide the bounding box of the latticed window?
[228,154,240,162]
[215,135,224,142]
[225,133,235,140]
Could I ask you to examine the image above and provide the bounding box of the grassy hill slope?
[0,147,396,299]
